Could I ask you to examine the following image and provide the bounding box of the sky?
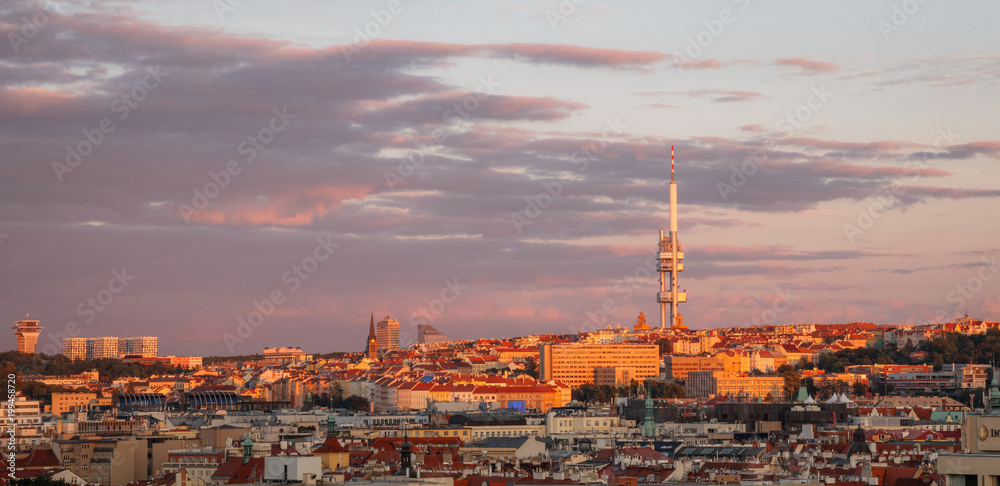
[2,0,999,357]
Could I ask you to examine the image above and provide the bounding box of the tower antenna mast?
[657,145,686,329]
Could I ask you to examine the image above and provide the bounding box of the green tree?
[779,366,801,401]
[656,338,672,356]
[8,477,71,486]
[571,384,592,403]
[341,395,370,412]
[661,382,685,398]
[330,382,345,404]
[522,357,539,379]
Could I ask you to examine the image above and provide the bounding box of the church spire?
[366,311,378,358]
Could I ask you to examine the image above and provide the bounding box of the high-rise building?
[417,324,448,344]
[63,337,88,360]
[61,336,159,360]
[376,315,399,351]
[92,337,119,359]
[366,312,378,358]
[118,336,158,357]
[657,146,687,329]
[12,319,42,353]
[538,342,659,388]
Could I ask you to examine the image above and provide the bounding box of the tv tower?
[657,146,686,329]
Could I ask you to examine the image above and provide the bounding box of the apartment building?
[62,336,160,360]
[62,337,88,360]
[51,437,148,485]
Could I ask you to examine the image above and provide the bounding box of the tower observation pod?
[658,146,686,329]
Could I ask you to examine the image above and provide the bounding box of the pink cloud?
[485,43,669,67]
[179,185,371,227]
[775,57,840,74]
[675,58,723,69]
[684,89,766,103]
[0,87,78,116]
[349,39,669,69]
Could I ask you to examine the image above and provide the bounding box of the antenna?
[671,145,675,182]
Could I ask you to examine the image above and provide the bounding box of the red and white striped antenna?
[671,145,675,181]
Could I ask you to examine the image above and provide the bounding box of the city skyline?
[2,1,999,356]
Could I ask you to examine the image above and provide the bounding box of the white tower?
[657,146,686,329]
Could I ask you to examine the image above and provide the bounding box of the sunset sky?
[2,0,999,356]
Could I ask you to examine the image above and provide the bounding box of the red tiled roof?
[314,436,350,453]
[15,448,60,469]
[211,457,265,485]
[620,447,670,461]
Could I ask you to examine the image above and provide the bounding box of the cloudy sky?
[2,0,999,357]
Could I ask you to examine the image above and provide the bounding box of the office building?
[538,342,658,388]
[664,355,725,381]
[417,324,448,344]
[376,315,399,351]
[51,392,99,415]
[687,370,785,400]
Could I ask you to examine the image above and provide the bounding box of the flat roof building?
[376,315,400,351]
[539,342,658,388]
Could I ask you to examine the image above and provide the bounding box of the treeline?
[202,354,264,365]
[0,351,184,381]
[919,329,1000,367]
[814,328,1000,373]
[312,382,370,412]
[7,476,72,486]
[571,379,685,404]
[813,345,911,373]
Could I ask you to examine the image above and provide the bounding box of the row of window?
[473,430,539,438]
